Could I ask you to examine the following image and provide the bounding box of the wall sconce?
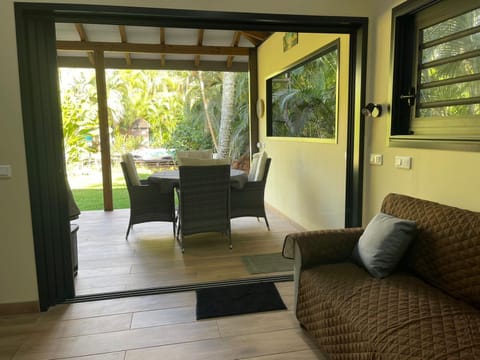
[256,98,265,118]
[361,103,382,118]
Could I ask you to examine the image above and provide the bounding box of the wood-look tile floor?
[1,282,327,359]
[74,208,303,295]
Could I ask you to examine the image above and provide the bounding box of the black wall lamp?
[361,103,383,118]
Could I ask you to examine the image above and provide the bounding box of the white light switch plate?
[369,154,383,165]
[394,156,412,169]
[0,165,12,178]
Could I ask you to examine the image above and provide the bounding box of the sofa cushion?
[248,152,261,181]
[296,263,480,359]
[176,149,213,159]
[254,151,268,181]
[352,212,416,278]
[177,157,230,166]
[121,153,140,186]
[381,193,480,309]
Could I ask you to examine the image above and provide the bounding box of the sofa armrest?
[283,228,364,269]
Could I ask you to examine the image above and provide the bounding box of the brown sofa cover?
[283,193,480,359]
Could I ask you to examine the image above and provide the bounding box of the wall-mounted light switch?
[394,156,412,169]
[0,165,12,178]
[369,154,383,165]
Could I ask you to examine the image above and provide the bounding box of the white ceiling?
[55,23,264,67]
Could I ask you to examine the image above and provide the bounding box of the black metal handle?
[400,87,416,106]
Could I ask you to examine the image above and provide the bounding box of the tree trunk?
[197,71,218,151]
[217,72,236,159]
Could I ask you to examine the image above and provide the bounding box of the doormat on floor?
[196,282,287,320]
[241,253,294,274]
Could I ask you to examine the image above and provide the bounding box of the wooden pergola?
[57,24,270,210]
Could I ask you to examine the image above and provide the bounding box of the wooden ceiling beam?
[58,56,248,72]
[240,33,261,46]
[195,29,204,68]
[226,31,242,69]
[118,25,132,66]
[56,40,250,56]
[241,31,270,41]
[74,23,95,65]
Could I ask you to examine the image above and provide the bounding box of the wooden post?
[248,48,259,157]
[94,50,113,211]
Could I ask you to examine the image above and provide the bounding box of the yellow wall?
[4,0,479,307]
[363,0,480,222]
[257,33,350,230]
[0,0,372,306]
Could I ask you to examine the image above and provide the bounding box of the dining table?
[148,168,248,191]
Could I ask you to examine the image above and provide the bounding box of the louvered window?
[390,0,480,150]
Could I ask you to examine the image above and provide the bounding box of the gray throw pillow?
[352,212,416,278]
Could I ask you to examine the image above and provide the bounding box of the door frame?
[15,3,367,311]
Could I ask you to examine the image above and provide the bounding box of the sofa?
[282,193,480,359]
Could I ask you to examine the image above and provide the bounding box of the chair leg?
[125,223,132,240]
[180,234,184,253]
[227,229,232,250]
[264,216,270,231]
[176,227,184,253]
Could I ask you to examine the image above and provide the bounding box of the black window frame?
[389,0,480,151]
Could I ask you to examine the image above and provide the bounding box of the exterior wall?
[363,0,480,222]
[258,33,350,230]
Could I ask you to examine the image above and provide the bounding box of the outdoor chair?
[176,164,231,252]
[230,157,272,230]
[121,157,176,240]
[176,149,213,165]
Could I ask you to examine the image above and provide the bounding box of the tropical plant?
[59,69,99,165]
[271,47,338,138]
[167,71,249,159]
[418,7,480,117]
[217,71,237,158]
[60,68,250,168]
[106,69,184,151]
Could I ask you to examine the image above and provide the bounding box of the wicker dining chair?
[176,164,231,252]
[230,158,272,230]
[121,161,176,240]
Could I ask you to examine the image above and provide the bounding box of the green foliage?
[418,8,480,117]
[106,69,185,150]
[60,69,99,164]
[271,47,338,138]
[60,68,250,171]
[164,119,214,151]
[110,134,146,155]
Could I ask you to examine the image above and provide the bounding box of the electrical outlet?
[0,165,11,178]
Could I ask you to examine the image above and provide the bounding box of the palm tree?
[271,48,338,138]
[217,72,237,158]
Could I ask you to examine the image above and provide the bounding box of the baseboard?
[0,301,40,315]
[265,202,307,231]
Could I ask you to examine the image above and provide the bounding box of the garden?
[60,68,250,210]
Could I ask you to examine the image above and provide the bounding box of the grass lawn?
[72,188,131,211]
[70,167,151,211]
